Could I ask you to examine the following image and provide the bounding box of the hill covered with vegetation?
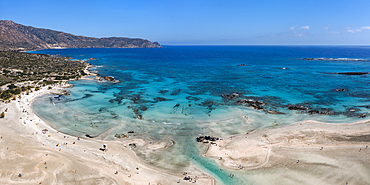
[0,51,88,100]
[0,20,162,51]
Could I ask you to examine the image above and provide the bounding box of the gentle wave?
[162,122,181,125]
[303,58,368,61]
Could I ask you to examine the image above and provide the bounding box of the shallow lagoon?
[32,46,370,184]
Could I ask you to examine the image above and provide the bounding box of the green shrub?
[7,84,16,89]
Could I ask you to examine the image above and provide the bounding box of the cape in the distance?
[0,20,162,51]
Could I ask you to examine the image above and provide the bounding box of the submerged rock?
[307,109,335,115]
[158,90,169,95]
[358,114,368,118]
[287,104,336,115]
[98,107,107,112]
[186,96,201,101]
[333,88,347,92]
[236,99,265,110]
[138,106,148,111]
[130,94,142,104]
[343,108,368,118]
[170,89,182,96]
[287,104,309,111]
[153,97,167,102]
[200,100,218,107]
[221,92,240,100]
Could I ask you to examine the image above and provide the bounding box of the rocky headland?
[0,20,162,51]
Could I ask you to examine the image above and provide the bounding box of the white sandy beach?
[0,84,214,185]
[204,120,370,184]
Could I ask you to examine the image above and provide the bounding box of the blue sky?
[1,0,370,45]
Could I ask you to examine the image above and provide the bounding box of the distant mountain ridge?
[0,20,162,51]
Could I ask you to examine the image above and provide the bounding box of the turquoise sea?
[31,46,370,184]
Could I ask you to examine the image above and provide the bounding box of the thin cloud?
[286,26,309,37]
[346,26,370,33]
[268,30,308,38]
[289,25,310,31]
[301,26,310,30]
[323,26,329,30]
[347,28,362,33]
[330,31,340,34]
[293,31,307,37]
[295,32,303,37]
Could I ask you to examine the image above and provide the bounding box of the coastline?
[1,51,370,184]
[2,81,369,184]
[0,75,214,184]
